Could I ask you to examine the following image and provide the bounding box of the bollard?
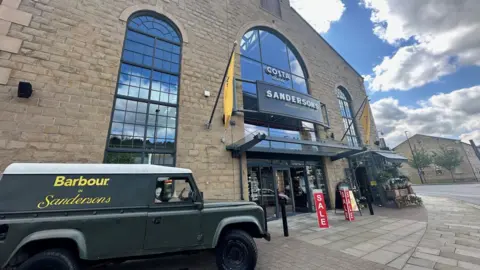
[280,199,288,237]
[366,186,375,215]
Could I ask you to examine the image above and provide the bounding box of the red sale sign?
[340,188,355,221]
[313,190,329,228]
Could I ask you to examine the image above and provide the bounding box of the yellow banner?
[223,52,236,129]
[360,101,371,145]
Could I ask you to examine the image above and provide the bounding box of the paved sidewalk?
[268,210,427,269]
[409,196,480,270]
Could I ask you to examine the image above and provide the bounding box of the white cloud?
[371,85,480,147]
[362,0,480,91]
[291,0,345,33]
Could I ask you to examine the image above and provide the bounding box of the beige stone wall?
[0,0,376,202]
[395,135,480,183]
[323,157,349,207]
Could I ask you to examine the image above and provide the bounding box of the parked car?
[0,163,270,270]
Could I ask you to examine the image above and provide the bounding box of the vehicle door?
[143,174,202,250]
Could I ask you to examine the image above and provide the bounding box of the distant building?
[394,134,480,184]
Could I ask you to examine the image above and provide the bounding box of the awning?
[226,132,363,158]
[348,150,408,163]
[374,151,408,162]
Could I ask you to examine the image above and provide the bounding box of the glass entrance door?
[290,166,309,212]
[274,168,294,215]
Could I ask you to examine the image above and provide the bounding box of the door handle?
[152,217,161,224]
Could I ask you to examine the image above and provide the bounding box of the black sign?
[256,81,324,124]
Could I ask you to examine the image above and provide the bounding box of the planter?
[399,188,409,197]
[386,188,409,200]
[386,190,396,200]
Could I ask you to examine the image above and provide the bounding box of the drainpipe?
[239,154,244,200]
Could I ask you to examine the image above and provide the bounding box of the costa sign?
[265,66,290,81]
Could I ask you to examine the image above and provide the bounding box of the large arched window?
[337,87,359,147]
[240,28,308,94]
[104,14,182,165]
[239,28,319,150]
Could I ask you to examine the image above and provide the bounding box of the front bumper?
[263,232,271,241]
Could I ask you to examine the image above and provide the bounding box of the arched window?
[239,28,319,150]
[104,14,182,165]
[240,28,308,94]
[337,87,359,147]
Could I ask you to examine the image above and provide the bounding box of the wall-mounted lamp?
[18,82,32,98]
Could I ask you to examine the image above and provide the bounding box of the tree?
[408,148,432,184]
[432,146,464,182]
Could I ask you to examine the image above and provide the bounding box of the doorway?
[247,159,330,219]
[274,168,294,216]
[355,167,372,202]
[290,167,309,212]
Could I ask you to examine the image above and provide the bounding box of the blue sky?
[291,0,480,147]
[322,0,480,106]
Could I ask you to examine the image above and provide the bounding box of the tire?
[18,249,80,270]
[216,230,258,270]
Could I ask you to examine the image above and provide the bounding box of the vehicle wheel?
[18,249,80,270]
[216,230,257,270]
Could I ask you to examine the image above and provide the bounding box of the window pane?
[241,30,260,61]
[269,127,300,140]
[128,16,180,43]
[113,110,125,122]
[240,81,257,96]
[105,152,145,164]
[240,56,262,82]
[245,123,268,137]
[288,48,304,78]
[292,76,307,94]
[126,30,154,46]
[259,30,289,71]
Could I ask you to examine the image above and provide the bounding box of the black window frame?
[238,27,327,145]
[336,86,360,147]
[104,12,183,166]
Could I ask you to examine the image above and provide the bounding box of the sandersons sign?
[266,90,319,110]
[257,81,324,124]
[265,66,290,82]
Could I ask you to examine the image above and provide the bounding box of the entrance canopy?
[347,150,408,163]
[226,132,363,158]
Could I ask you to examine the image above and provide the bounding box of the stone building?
[0,0,379,217]
[394,134,480,184]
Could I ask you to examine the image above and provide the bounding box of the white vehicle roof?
[3,163,192,175]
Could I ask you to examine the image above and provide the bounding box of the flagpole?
[340,95,368,143]
[206,41,238,129]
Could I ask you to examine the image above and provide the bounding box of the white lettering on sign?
[265,90,319,110]
[265,66,291,81]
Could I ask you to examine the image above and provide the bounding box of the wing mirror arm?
[194,201,204,210]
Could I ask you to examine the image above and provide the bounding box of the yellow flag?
[360,101,371,145]
[223,52,236,129]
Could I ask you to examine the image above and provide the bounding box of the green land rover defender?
[0,163,270,270]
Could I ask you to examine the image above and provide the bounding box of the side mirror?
[194,201,204,210]
[200,192,204,200]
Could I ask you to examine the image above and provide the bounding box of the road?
[414,183,480,205]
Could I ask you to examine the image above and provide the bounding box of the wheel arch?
[4,229,87,268]
[212,216,264,247]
